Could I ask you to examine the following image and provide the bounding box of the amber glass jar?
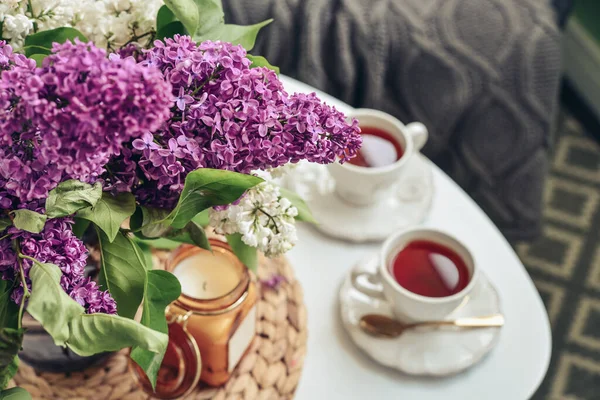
[131,239,258,398]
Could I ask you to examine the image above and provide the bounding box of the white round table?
[281,76,552,400]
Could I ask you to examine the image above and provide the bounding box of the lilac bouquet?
[0,0,361,394]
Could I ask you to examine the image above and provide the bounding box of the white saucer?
[339,254,503,376]
[284,154,434,242]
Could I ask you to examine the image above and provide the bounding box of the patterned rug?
[516,108,600,400]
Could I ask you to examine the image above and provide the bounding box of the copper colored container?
[131,239,258,398]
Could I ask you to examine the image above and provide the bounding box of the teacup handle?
[351,264,386,301]
[405,122,428,151]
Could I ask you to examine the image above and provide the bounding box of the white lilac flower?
[74,0,162,49]
[33,0,76,32]
[0,0,21,21]
[1,0,74,50]
[2,14,34,46]
[210,172,299,257]
[269,163,297,179]
[0,0,162,51]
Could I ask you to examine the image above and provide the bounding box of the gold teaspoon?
[359,314,505,339]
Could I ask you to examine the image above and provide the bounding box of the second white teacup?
[328,108,428,207]
[352,228,479,322]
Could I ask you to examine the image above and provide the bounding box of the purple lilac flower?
[132,132,159,156]
[114,43,145,63]
[0,216,116,314]
[105,36,362,209]
[0,45,39,150]
[0,142,63,205]
[0,41,16,71]
[175,86,194,111]
[0,49,56,204]
[69,278,117,314]
[0,239,17,282]
[31,40,173,182]
[0,41,33,72]
[0,40,173,202]
[0,41,161,315]
[0,36,360,311]
[102,148,139,194]
[260,274,287,290]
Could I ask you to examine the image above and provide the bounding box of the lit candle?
[172,250,241,299]
[132,241,258,394]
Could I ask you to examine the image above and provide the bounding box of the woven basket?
[10,252,308,400]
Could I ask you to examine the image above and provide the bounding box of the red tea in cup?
[391,240,470,297]
[347,126,404,168]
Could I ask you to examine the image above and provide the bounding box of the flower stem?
[191,66,222,96]
[26,0,38,33]
[13,240,30,330]
[123,30,154,47]
[258,207,280,234]
[19,254,37,263]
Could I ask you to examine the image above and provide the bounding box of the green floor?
[573,0,600,46]
[516,106,600,399]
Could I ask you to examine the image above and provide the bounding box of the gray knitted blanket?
[223,0,562,241]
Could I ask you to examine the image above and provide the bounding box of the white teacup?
[328,109,428,207]
[351,228,479,322]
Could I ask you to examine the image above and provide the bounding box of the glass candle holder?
[131,239,258,398]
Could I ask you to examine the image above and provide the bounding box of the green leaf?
[77,192,136,242]
[11,210,47,234]
[0,328,24,389]
[137,271,181,339]
[26,260,168,357]
[0,218,11,233]
[192,209,210,227]
[29,54,46,67]
[0,280,18,331]
[0,357,18,391]
[24,27,87,50]
[67,313,167,357]
[45,180,102,218]
[167,222,212,251]
[134,241,154,270]
[184,222,211,251]
[164,0,223,38]
[163,0,200,36]
[96,229,146,319]
[279,187,317,223]
[195,0,224,35]
[26,260,83,344]
[226,233,257,272]
[156,21,187,40]
[195,19,272,51]
[247,54,280,74]
[156,5,178,31]
[168,169,262,229]
[71,218,90,239]
[133,237,182,251]
[129,206,144,232]
[0,387,32,400]
[130,270,181,389]
[137,207,172,238]
[155,6,187,40]
[23,45,51,57]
